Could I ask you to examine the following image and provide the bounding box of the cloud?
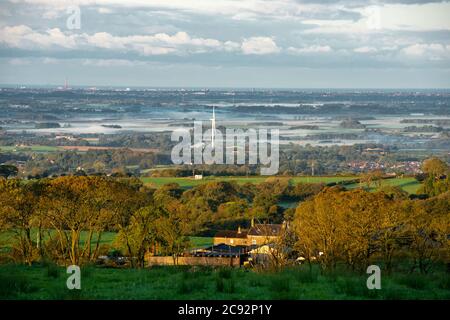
[402,43,450,60]
[0,25,243,55]
[9,58,31,65]
[0,25,77,49]
[9,0,335,22]
[287,45,332,54]
[302,2,450,34]
[353,46,377,53]
[241,37,280,55]
[81,59,146,67]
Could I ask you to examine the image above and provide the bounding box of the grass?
[0,264,448,300]
[141,175,421,194]
[140,176,357,189]
[0,145,59,153]
[346,177,421,194]
[0,229,212,252]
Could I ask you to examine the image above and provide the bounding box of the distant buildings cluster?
[347,160,422,174]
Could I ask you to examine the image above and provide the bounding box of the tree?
[116,203,160,268]
[419,158,449,197]
[293,187,346,271]
[293,187,402,272]
[0,165,18,178]
[0,179,45,264]
[422,157,448,179]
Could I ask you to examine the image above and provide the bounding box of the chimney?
[237,226,241,234]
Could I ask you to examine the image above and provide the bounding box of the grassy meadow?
[141,176,356,189]
[0,231,212,253]
[1,264,449,300]
[0,145,60,153]
[346,177,422,194]
[140,175,421,194]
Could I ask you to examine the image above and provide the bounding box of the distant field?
[140,176,357,188]
[0,229,212,252]
[60,146,158,153]
[0,145,59,153]
[141,175,421,194]
[0,145,158,153]
[346,177,421,194]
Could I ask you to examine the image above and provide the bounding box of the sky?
[0,0,449,88]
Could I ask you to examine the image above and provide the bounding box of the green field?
[1,264,449,300]
[346,177,421,194]
[0,230,212,252]
[141,175,420,194]
[141,176,357,189]
[0,145,59,153]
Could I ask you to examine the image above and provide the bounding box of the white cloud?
[0,25,77,49]
[81,59,146,67]
[97,7,113,14]
[10,0,334,22]
[402,43,450,60]
[241,37,280,55]
[9,58,31,65]
[303,2,450,34]
[0,25,242,55]
[353,46,377,53]
[287,45,332,54]
[42,57,59,64]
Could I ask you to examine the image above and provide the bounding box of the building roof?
[192,243,254,257]
[214,230,248,239]
[248,224,282,237]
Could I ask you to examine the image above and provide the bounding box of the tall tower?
[64,77,68,90]
[210,106,216,149]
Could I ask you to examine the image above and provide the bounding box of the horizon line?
[1,83,450,91]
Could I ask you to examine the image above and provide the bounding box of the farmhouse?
[146,220,284,267]
[213,220,283,247]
